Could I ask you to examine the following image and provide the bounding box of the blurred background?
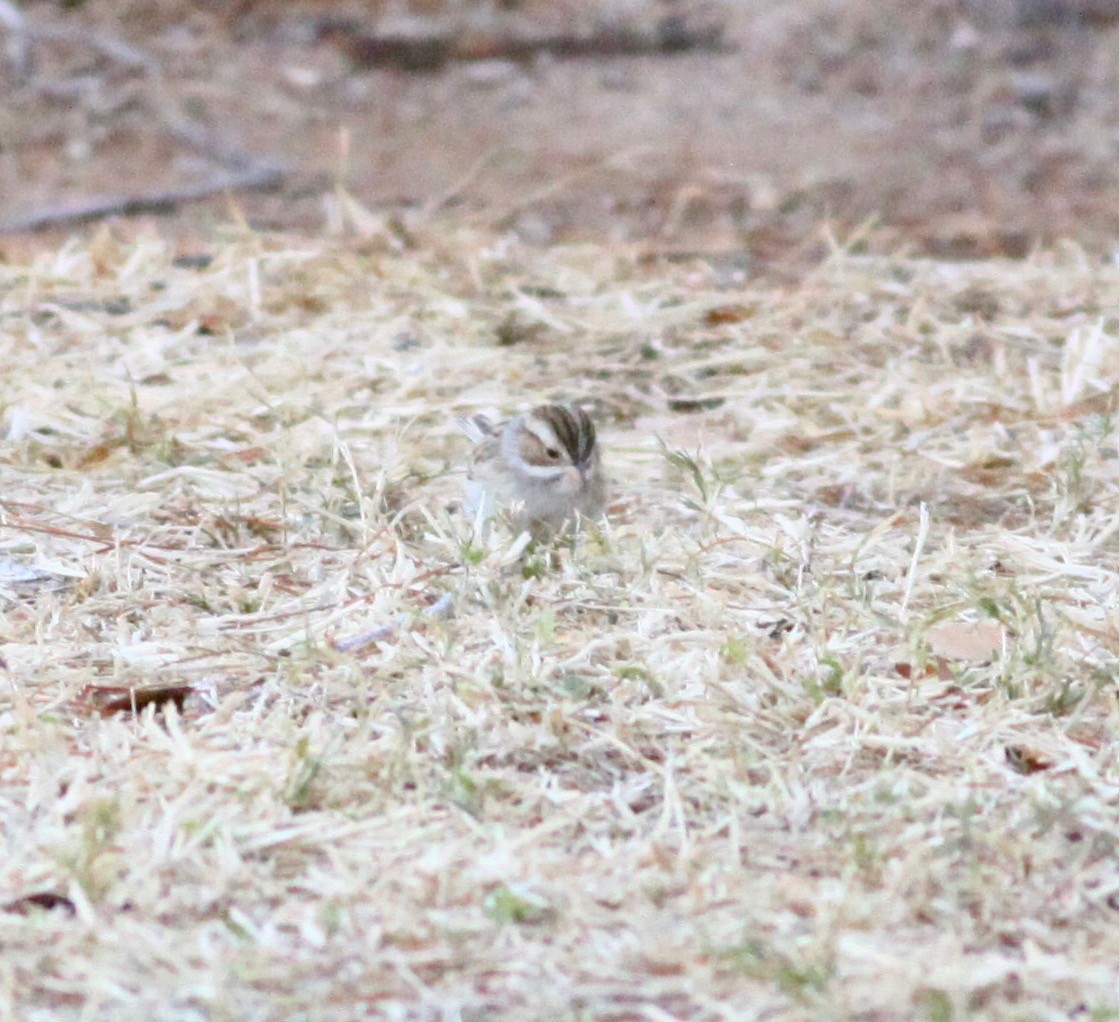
[4,0,1119,270]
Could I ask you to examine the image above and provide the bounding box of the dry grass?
[3,224,1119,1021]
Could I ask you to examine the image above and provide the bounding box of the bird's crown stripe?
[535,405,595,464]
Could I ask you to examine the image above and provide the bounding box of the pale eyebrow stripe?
[534,405,596,464]
[526,412,562,452]
[535,406,571,456]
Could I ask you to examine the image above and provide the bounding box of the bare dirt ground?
[6,0,1119,267]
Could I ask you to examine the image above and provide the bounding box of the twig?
[331,622,397,653]
[0,165,284,235]
[0,9,288,233]
[332,593,455,653]
[326,17,730,71]
[161,112,273,173]
[82,682,195,717]
[23,19,157,74]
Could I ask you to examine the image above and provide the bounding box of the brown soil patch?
[6,0,1119,268]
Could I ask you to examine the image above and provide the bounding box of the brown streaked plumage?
[533,405,596,467]
[459,403,607,540]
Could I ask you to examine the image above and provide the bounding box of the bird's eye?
[545,447,561,460]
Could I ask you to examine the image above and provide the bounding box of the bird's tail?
[455,414,496,445]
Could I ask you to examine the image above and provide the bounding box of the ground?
[5,2,1119,1020]
[3,230,1119,1019]
[7,0,1119,264]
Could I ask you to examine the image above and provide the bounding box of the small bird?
[459,404,607,541]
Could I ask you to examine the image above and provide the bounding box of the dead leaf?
[4,892,76,915]
[894,657,954,681]
[929,683,970,709]
[222,446,267,465]
[1067,725,1105,751]
[244,516,284,539]
[778,433,818,456]
[778,427,857,456]
[1005,744,1054,775]
[817,483,855,507]
[76,439,120,468]
[160,295,246,335]
[960,455,1020,487]
[927,621,1006,663]
[704,303,753,325]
